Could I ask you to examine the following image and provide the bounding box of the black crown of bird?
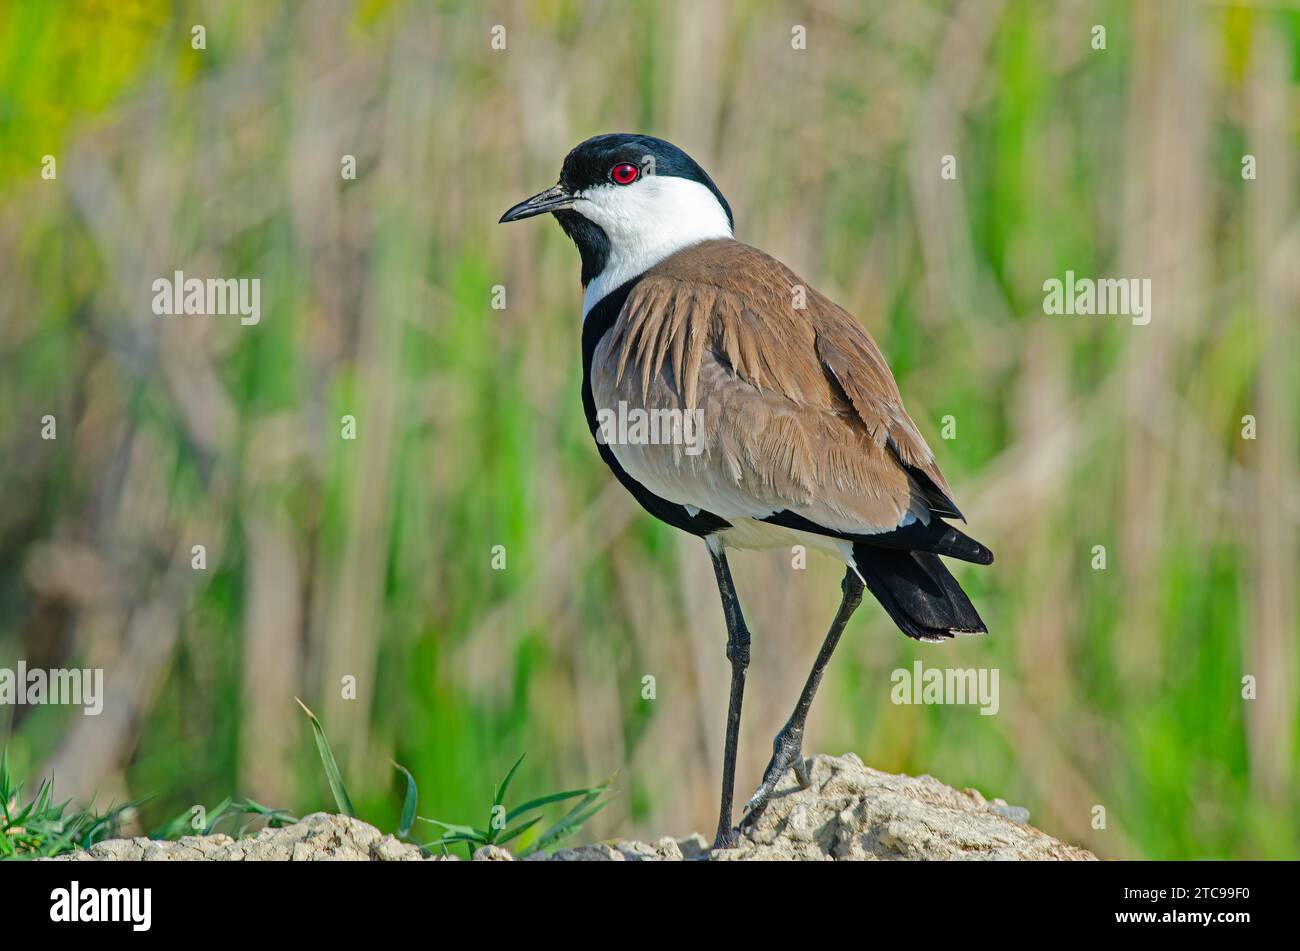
[501,133,994,850]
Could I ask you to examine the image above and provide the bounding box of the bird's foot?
[740,723,809,829]
[710,825,740,852]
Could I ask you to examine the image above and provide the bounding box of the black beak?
[499,183,574,223]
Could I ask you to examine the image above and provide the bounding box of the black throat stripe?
[580,278,730,538]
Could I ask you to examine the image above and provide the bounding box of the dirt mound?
[50,753,1095,861]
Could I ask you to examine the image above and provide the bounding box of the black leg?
[707,542,750,850]
[742,567,864,826]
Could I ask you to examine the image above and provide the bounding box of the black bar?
[1,858,1280,937]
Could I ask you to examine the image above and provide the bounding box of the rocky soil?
[50,753,1095,861]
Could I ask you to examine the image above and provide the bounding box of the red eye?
[611,162,640,185]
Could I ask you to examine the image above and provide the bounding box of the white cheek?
[575,177,733,317]
[572,186,637,239]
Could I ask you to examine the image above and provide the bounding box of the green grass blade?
[421,831,488,849]
[539,799,609,852]
[200,796,234,833]
[521,771,616,856]
[417,816,482,837]
[0,749,13,816]
[495,814,543,847]
[493,753,526,809]
[392,761,418,837]
[294,697,355,817]
[505,786,605,824]
[491,753,522,805]
[486,752,527,836]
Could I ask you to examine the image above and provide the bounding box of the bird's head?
[500,134,733,313]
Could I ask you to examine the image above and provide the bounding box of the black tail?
[853,544,987,642]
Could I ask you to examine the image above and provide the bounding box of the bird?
[500,133,993,850]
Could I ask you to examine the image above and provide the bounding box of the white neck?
[574,176,732,318]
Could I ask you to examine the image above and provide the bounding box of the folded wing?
[590,239,970,547]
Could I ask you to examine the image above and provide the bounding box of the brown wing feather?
[590,239,960,534]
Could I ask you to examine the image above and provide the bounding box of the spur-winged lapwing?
[501,133,993,849]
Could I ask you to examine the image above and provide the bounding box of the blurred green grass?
[0,0,1297,859]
